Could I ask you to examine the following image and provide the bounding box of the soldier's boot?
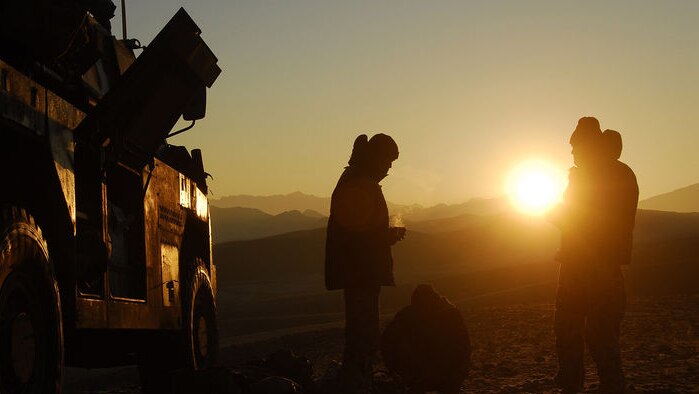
[596,363,625,394]
[338,356,375,393]
[554,372,584,394]
[554,311,586,393]
[586,296,625,394]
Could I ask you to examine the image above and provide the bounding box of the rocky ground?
[63,294,699,394]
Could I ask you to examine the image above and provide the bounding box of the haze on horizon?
[117,1,697,205]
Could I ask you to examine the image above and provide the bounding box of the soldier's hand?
[389,227,406,245]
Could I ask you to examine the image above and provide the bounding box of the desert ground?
[63,292,699,393]
[63,209,699,393]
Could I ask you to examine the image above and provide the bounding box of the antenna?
[121,0,127,40]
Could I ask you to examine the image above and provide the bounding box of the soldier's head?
[602,129,623,160]
[348,133,399,181]
[411,284,440,308]
[569,116,603,167]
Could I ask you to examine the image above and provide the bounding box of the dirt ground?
[63,294,699,394]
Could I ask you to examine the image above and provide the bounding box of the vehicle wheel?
[184,261,218,370]
[0,207,63,394]
[138,260,218,393]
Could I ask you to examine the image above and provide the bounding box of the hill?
[210,206,327,243]
[212,209,699,339]
[212,211,562,285]
[639,182,699,213]
[213,209,699,293]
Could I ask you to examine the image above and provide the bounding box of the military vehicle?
[0,1,221,393]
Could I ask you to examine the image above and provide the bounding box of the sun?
[506,160,566,215]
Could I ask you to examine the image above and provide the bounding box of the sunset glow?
[507,161,566,215]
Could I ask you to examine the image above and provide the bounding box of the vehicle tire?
[0,207,63,394]
[138,259,218,393]
[183,261,218,371]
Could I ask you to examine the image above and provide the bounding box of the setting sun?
[506,160,567,215]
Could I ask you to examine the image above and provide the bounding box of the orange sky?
[119,1,698,205]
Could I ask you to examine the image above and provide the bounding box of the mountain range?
[210,192,512,241]
[638,182,699,213]
[210,206,326,243]
[211,192,331,216]
[213,209,699,286]
[213,181,699,217]
[209,182,699,242]
[207,183,699,340]
[210,191,510,219]
[212,207,699,334]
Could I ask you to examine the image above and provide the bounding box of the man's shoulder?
[611,160,637,180]
[336,172,377,190]
[606,161,638,197]
[568,166,580,180]
[612,159,632,170]
[333,174,378,198]
[391,306,418,326]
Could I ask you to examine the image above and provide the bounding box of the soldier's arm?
[332,181,389,243]
[548,167,580,228]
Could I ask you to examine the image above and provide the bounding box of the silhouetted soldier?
[552,118,638,393]
[381,284,471,394]
[325,133,406,392]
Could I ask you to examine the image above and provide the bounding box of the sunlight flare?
[506,160,566,215]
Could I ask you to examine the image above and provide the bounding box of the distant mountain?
[210,192,331,215]
[210,206,327,243]
[213,209,699,291]
[400,197,510,223]
[302,209,326,219]
[213,208,699,337]
[213,211,560,284]
[639,183,699,213]
[406,213,495,234]
[211,191,508,223]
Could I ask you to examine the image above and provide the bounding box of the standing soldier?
[552,117,638,393]
[325,133,406,392]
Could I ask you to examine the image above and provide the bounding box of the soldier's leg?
[586,266,626,393]
[436,372,465,394]
[342,286,381,390]
[365,286,381,350]
[555,309,585,392]
[554,265,587,392]
[342,287,364,381]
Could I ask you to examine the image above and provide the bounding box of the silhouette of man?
[381,284,471,394]
[552,118,638,393]
[325,133,406,392]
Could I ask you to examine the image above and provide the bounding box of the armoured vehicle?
[0,1,221,393]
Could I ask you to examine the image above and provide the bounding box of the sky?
[115,1,698,205]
